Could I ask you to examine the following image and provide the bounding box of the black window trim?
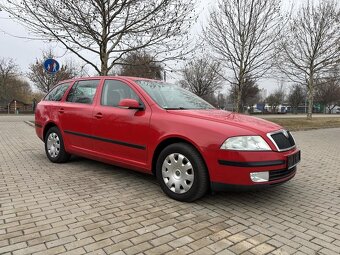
[100,79,145,109]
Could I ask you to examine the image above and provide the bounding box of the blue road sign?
[44,59,60,74]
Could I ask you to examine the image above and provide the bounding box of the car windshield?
[136,80,215,110]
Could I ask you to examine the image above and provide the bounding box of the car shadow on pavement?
[67,155,159,184]
[65,155,292,206]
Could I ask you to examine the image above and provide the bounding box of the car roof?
[57,76,165,87]
[79,76,162,82]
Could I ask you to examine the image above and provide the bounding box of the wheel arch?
[151,137,210,181]
[43,122,59,141]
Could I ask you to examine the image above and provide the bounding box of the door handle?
[58,108,65,114]
[94,112,103,119]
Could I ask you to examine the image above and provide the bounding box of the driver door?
[92,79,151,169]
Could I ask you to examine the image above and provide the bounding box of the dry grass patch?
[267,117,340,131]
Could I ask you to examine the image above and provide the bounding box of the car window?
[101,80,141,107]
[44,83,71,101]
[66,80,100,104]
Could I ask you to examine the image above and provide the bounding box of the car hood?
[167,109,282,134]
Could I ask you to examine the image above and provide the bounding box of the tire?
[44,126,70,163]
[156,143,209,202]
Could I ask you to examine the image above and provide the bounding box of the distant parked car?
[336,108,340,114]
[35,76,301,202]
[252,108,263,114]
[278,106,288,114]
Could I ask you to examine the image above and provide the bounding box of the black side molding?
[64,130,146,150]
[218,160,285,167]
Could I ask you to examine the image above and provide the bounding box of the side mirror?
[118,99,144,110]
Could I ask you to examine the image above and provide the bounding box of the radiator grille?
[269,130,296,151]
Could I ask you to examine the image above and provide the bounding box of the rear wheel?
[45,127,70,163]
[156,143,209,202]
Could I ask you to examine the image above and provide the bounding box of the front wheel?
[156,143,209,202]
[45,127,70,163]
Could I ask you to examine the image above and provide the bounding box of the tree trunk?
[235,76,244,113]
[100,14,108,76]
[101,60,108,76]
[307,76,314,120]
[100,50,109,76]
[236,87,242,113]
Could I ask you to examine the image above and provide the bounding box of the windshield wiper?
[164,107,187,110]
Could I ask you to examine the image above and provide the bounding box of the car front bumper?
[207,147,300,188]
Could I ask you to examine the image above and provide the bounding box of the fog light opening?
[250,171,269,183]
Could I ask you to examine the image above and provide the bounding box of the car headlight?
[220,136,271,151]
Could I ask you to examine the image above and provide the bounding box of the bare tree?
[180,58,222,98]
[119,51,163,80]
[8,78,33,104]
[315,82,340,114]
[315,66,340,113]
[28,51,80,93]
[203,0,285,112]
[288,84,305,114]
[217,93,226,109]
[266,87,285,113]
[0,58,19,105]
[229,77,260,112]
[1,0,195,75]
[202,93,219,107]
[27,91,45,104]
[279,0,340,119]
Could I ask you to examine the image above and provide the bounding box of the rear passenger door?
[59,79,100,152]
[40,82,71,123]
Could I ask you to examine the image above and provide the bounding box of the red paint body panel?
[212,148,299,185]
[35,76,300,187]
[60,102,95,151]
[91,104,151,170]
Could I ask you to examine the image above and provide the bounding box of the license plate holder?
[287,150,301,169]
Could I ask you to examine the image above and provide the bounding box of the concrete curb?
[24,120,35,128]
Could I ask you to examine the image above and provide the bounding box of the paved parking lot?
[0,115,339,255]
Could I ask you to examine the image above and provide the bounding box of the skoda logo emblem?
[282,130,289,138]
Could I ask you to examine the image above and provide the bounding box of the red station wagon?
[35,76,301,202]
